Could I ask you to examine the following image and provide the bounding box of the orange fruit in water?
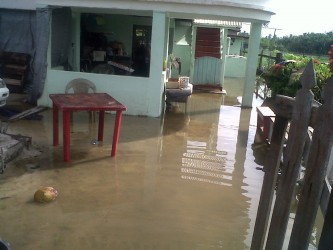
[34,187,58,203]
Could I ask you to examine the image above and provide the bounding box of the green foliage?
[264,63,300,97]
[263,55,333,102]
[260,33,333,103]
[271,32,333,56]
[312,62,332,103]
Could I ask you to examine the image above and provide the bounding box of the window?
[79,13,152,77]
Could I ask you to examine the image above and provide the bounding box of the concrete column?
[242,22,262,107]
[227,37,231,55]
[220,28,228,88]
[189,25,197,82]
[164,17,170,67]
[148,11,167,117]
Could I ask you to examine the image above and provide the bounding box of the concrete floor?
[0,85,321,249]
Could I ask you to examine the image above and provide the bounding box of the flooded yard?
[0,83,322,249]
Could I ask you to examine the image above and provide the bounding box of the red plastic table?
[49,93,127,162]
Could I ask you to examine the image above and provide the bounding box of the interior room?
[51,11,153,78]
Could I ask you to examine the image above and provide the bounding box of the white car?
[0,78,9,107]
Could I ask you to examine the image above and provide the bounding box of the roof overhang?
[36,0,274,23]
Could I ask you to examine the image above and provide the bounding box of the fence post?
[289,75,333,250]
[250,116,289,250]
[275,52,283,64]
[258,49,264,71]
[264,60,315,250]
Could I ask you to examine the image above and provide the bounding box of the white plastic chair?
[65,78,97,123]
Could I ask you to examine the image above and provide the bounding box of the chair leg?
[70,112,74,131]
[89,111,96,123]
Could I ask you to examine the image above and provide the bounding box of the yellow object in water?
[34,187,58,203]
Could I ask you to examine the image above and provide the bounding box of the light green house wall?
[229,39,243,55]
[170,20,192,78]
[225,56,247,77]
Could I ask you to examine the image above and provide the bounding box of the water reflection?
[162,92,261,249]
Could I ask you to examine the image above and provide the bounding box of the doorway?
[132,25,152,77]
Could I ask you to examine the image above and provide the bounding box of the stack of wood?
[0,51,30,92]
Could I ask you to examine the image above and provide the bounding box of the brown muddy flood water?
[0,88,322,249]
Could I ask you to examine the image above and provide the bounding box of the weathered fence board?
[318,183,333,249]
[288,76,333,250]
[250,116,289,250]
[265,60,316,250]
[251,60,333,250]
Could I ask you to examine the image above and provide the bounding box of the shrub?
[264,53,333,102]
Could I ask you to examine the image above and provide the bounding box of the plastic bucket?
[0,240,10,250]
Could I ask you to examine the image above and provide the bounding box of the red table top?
[49,93,127,111]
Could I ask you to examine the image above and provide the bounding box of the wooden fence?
[257,50,283,72]
[251,60,333,250]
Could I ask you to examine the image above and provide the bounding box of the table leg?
[98,110,105,142]
[63,111,71,162]
[111,111,123,157]
[52,104,59,146]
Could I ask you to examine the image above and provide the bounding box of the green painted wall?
[229,39,242,55]
[225,56,247,78]
[170,20,192,78]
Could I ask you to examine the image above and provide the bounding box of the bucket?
[0,240,10,250]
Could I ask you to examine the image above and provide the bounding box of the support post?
[242,22,262,108]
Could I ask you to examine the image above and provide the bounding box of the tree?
[272,32,333,56]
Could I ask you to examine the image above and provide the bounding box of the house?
[0,0,274,117]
